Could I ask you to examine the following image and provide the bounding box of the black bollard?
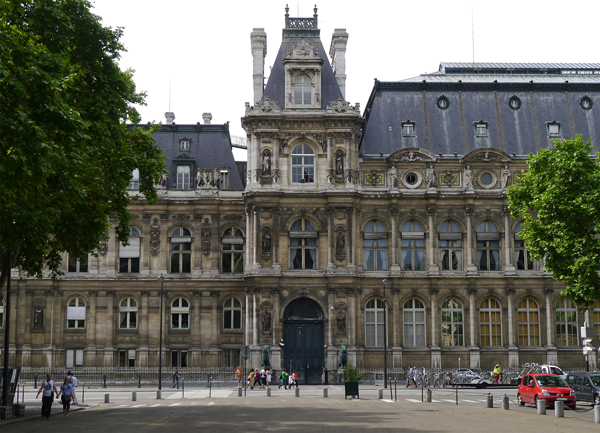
[103,374,107,389]
[82,385,85,404]
[138,373,141,389]
[394,378,397,401]
[34,374,38,389]
[324,368,328,385]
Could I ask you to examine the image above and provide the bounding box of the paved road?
[3,385,597,432]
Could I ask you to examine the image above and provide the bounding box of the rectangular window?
[475,124,488,136]
[66,349,84,368]
[127,168,140,190]
[548,124,560,135]
[223,349,240,368]
[220,170,229,189]
[171,350,188,368]
[119,350,136,367]
[402,124,415,135]
[68,255,88,273]
[177,165,191,189]
[439,240,462,270]
[180,140,190,151]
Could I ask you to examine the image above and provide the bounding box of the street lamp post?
[382,279,389,389]
[158,274,165,391]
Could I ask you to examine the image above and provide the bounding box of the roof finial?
[313,4,318,28]
[285,4,289,18]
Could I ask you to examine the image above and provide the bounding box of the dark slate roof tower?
[360,63,600,157]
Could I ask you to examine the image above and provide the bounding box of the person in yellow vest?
[235,366,243,388]
[494,363,502,383]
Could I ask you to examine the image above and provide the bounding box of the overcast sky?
[91,0,599,161]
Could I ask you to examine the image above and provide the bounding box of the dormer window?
[401,121,416,137]
[294,74,312,106]
[547,121,561,137]
[127,169,139,190]
[474,121,489,137]
[220,169,230,189]
[179,139,190,151]
[177,165,191,189]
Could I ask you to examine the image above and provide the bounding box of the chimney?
[329,29,349,98]
[250,28,267,104]
[202,113,212,124]
[164,112,175,125]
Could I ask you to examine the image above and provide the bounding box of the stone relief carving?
[261,227,272,257]
[388,166,398,188]
[254,97,281,113]
[98,232,109,256]
[262,310,272,334]
[426,165,436,188]
[150,220,160,256]
[286,40,319,59]
[223,214,243,222]
[262,149,272,177]
[501,166,511,189]
[201,228,212,256]
[272,169,280,183]
[278,208,295,226]
[33,308,44,330]
[336,310,346,334]
[464,165,474,191]
[335,150,344,178]
[312,133,327,153]
[326,97,354,113]
[335,230,346,261]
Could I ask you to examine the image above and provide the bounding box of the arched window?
[441,299,464,346]
[365,299,386,348]
[119,297,138,329]
[294,74,312,106]
[476,221,500,271]
[363,221,388,271]
[221,227,244,273]
[119,227,141,273]
[439,221,462,270]
[67,297,86,329]
[171,298,189,329]
[403,299,426,347]
[291,144,315,183]
[0,299,4,329]
[289,218,317,270]
[224,298,242,330]
[556,299,578,346]
[401,221,425,271]
[514,223,537,270]
[480,298,502,346]
[170,227,192,273]
[517,298,540,346]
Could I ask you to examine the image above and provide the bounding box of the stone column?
[392,289,400,347]
[326,133,333,186]
[327,208,334,270]
[211,213,219,274]
[253,133,262,186]
[272,209,280,271]
[430,288,439,347]
[273,134,280,185]
[466,205,477,273]
[210,291,218,349]
[545,288,554,347]
[139,291,149,367]
[345,133,352,186]
[245,205,252,269]
[245,288,250,346]
[253,206,260,267]
[348,289,356,346]
[427,205,438,272]
[346,207,355,267]
[468,287,477,347]
[504,206,516,274]
[506,287,515,347]
[390,206,400,271]
[104,290,115,368]
[252,291,258,346]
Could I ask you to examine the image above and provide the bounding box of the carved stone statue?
[338,344,348,369]
[501,165,511,189]
[34,308,44,330]
[262,151,271,177]
[335,230,345,257]
[426,165,436,188]
[388,166,398,188]
[262,310,271,333]
[336,310,346,334]
[262,230,271,255]
[335,151,344,177]
[203,169,212,187]
[159,172,168,187]
[213,168,220,187]
[464,165,474,190]
[261,344,271,369]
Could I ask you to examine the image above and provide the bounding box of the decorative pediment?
[286,40,320,60]
[254,97,281,113]
[326,97,357,113]
[462,148,512,163]
[388,147,436,162]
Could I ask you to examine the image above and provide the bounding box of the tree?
[0,0,166,288]
[508,135,600,306]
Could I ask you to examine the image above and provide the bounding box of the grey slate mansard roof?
[150,123,244,190]
[360,63,600,158]
[261,30,343,108]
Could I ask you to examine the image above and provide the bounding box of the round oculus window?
[403,170,422,189]
[580,96,593,110]
[508,96,521,110]
[437,96,450,110]
[478,170,497,189]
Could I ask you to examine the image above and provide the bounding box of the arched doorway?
[283,298,324,384]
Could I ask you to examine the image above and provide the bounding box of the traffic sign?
[241,345,251,358]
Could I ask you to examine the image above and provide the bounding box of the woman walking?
[56,377,72,419]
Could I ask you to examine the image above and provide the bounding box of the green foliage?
[343,362,364,382]
[507,135,600,306]
[0,0,166,287]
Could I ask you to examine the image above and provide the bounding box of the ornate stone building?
[2,8,600,379]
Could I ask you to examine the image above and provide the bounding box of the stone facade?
[2,9,600,374]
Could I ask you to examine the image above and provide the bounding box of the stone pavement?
[1,385,598,432]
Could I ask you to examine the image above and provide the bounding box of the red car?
[517,373,576,408]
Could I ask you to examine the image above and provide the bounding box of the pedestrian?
[259,367,266,389]
[247,369,255,389]
[67,371,79,404]
[288,370,294,389]
[36,373,59,420]
[494,362,502,384]
[56,377,72,419]
[291,370,298,388]
[278,369,288,389]
[266,369,272,387]
[253,368,260,389]
[235,366,243,388]
[172,367,181,389]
